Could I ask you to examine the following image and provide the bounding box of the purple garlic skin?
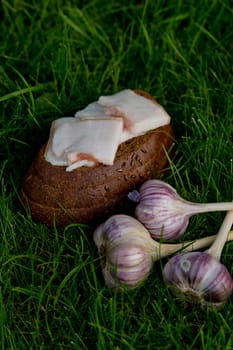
[133,179,190,240]
[93,214,155,290]
[102,243,153,289]
[163,251,233,309]
[131,179,233,241]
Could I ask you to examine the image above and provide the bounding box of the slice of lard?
[75,89,170,143]
[44,117,123,172]
[45,117,75,166]
[98,89,171,136]
[75,101,106,119]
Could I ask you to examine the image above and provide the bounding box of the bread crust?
[20,90,174,226]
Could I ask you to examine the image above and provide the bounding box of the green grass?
[0,0,233,348]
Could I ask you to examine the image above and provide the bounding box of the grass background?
[0,0,233,348]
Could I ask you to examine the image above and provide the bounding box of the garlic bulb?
[93,214,233,290]
[163,210,233,309]
[93,214,156,289]
[129,179,233,240]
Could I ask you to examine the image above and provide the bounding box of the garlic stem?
[185,201,233,215]
[157,230,233,261]
[206,211,233,260]
[156,230,233,260]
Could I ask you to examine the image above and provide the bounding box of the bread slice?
[20,90,174,226]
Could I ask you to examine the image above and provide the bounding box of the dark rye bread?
[20,90,174,226]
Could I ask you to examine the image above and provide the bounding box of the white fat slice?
[44,117,123,171]
[74,101,133,143]
[45,117,75,166]
[98,89,171,136]
[74,89,171,143]
[75,101,106,119]
[74,101,137,143]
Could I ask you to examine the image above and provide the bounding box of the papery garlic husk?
[163,251,233,309]
[93,214,156,290]
[129,179,233,241]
